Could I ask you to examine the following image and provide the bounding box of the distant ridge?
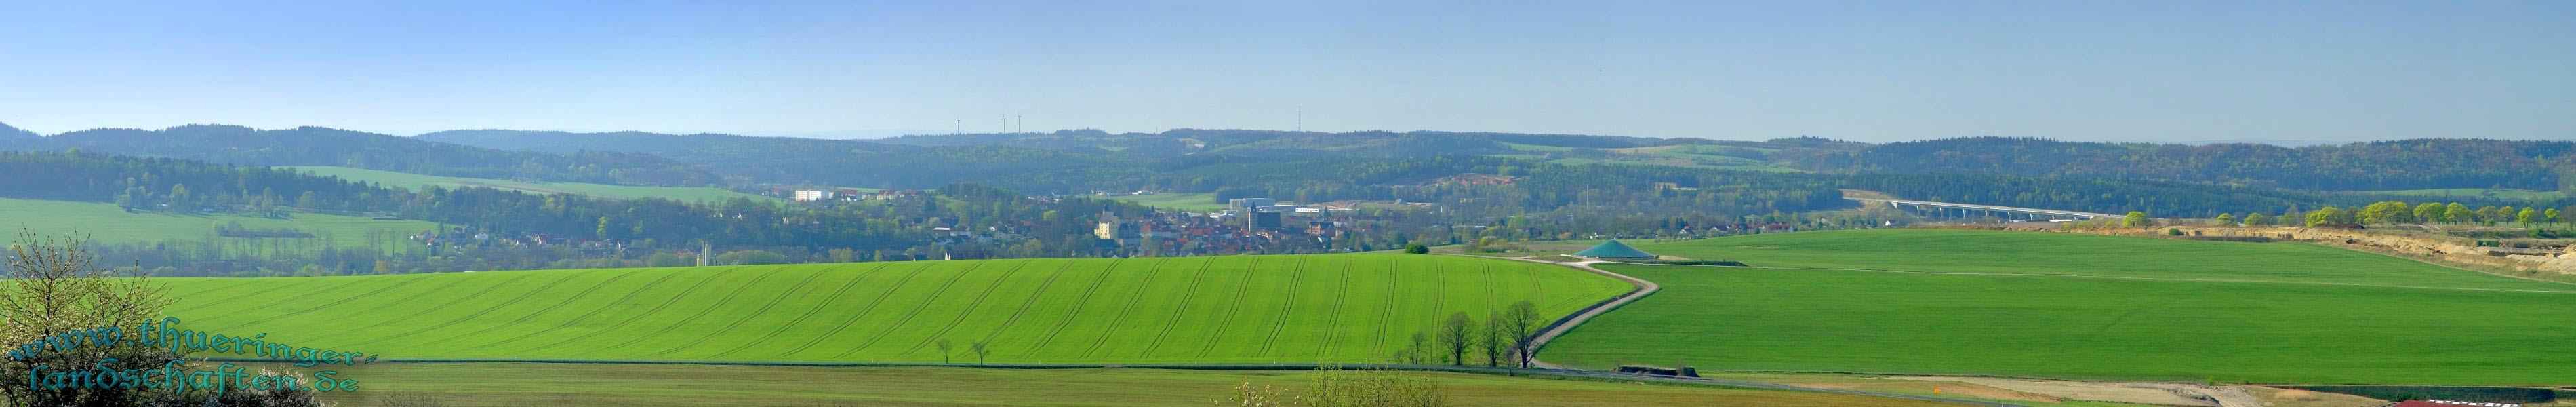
[4,124,721,186]
[0,122,36,140]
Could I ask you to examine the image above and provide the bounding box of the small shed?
[1573,240,1656,260]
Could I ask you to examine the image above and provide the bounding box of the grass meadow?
[157,254,1630,363]
[1539,229,2576,385]
[1635,229,2576,290]
[284,166,772,203]
[0,197,435,250]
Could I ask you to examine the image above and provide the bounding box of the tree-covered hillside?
[1784,136,2575,191]
[420,129,1131,189]
[0,122,36,140]
[869,128,1683,157]
[418,128,2561,218]
[3,125,720,186]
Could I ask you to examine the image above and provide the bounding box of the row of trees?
[2210,201,2569,227]
[1404,302,1546,369]
[5,125,719,186]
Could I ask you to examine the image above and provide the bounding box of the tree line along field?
[317,364,1960,407]
[0,196,434,252]
[282,166,774,203]
[1539,229,2576,385]
[155,254,1631,363]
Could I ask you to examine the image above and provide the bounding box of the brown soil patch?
[1888,376,2259,407]
[1838,189,1898,200]
[2248,387,2386,407]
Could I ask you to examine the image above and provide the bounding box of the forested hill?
[432,128,1700,159]
[1781,136,2576,191]
[4,125,720,186]
[872,128,1713,157]
[419,130,895,155]
[420,129,1131,189]
[0,122,36,140]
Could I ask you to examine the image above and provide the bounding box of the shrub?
[1300,365,1449,407]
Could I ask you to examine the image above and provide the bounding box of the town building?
[791,189,834,201]
[1228,197,1276,213]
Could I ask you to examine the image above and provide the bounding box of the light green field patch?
[1542,263,2576,385]
[0,197,434,251]
[1500,142,1579,151]
[1100,192,1226,211]
[1636,229,2576,290]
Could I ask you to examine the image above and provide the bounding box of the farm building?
[1573,240,1655,260]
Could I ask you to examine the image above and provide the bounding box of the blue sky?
[1,1,2568,142]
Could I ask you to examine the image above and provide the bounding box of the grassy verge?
[313,363,1967,406]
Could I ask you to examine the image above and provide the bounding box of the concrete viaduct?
[1849,198,2116,221]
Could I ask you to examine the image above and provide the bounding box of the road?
[1500,258,1657,370]
[1489,256,2026,406]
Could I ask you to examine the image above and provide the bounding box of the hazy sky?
[2,1,2569,143]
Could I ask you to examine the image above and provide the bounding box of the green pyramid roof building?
[1573,239,1655,260]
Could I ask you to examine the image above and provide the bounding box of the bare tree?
[1479,313,1506,367]
[1,229,198,406]
[1407,332,1428,364]
[1435,312,1472,366]
[936,338,954,364]
[969,340,991,364]
[1499,301,1544,368]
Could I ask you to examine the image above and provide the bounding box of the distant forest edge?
[3,121,2563,195]
[421,128,2576,193]
[1,124,719,186]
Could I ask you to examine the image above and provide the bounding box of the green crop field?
[157,254,1630,363]
[284,166,772,203]
[1635,229,2576,290]
[1100,192,1227,211]
[316,364,1958,406]
[0,197,435,250]
[1540,229,2576,385]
